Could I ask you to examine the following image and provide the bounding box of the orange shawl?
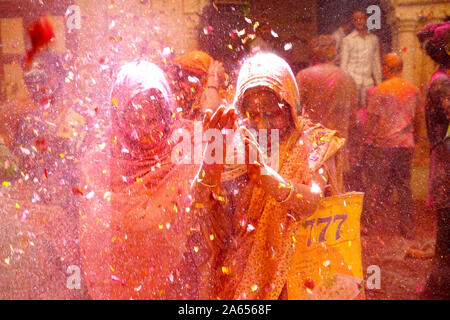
[173,50,213,76]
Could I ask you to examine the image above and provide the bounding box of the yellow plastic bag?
[287,192,365,300]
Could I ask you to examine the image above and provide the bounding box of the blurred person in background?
[296,35,358,188]
[10,51,87,209]
[0,50,87,299]
[341,9,382,192]
[416,21,450,300]
[362,53,423,239]
[341,10,382,104]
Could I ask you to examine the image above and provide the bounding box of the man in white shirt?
[341,10,382,107]
[340,10,382,192]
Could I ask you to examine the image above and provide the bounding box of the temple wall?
[389,0,449,87]
[76,0,208,58]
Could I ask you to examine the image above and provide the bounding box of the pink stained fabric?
[80,61,198,299]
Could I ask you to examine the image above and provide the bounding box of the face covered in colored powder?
[117,89,172,147]
[240,87,294,139]
[352,11,367,33]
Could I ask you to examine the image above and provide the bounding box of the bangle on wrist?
[197,179,218,188]
[277,182,294,203]
[205,85,218,90]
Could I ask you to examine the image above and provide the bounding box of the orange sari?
[80,61,197,299]
[195,53,345,300]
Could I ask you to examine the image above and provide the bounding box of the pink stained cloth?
[80,61,198,299]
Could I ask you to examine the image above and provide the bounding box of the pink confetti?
[184,195,192,207]
[203,26,213,35]
[21,210,30,222]
[416,283,424,293]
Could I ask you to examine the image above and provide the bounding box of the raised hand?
[197,106,238,186]
[203,105,237,131]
